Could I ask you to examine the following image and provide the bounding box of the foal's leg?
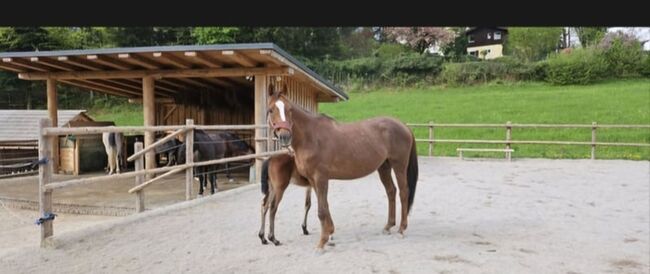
[378,161,397,234]
[302,187,312,235]
[258,190,270,244]
[268,182,289,246]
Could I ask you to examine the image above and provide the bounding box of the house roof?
[465,27,508,35]
[0,43,348,102]
[0,109,91,142]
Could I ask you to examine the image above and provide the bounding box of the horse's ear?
[267,83,275,97]
[279,83,288,96]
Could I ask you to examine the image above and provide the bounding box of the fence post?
[591,122,597,160]
[506,121,512,160]
[428,121,434,157]
[134,142,145,213]
[185,119,194,200]
[38,118,53,248]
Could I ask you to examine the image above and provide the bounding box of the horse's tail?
[407,132,419,214]
[108,132,116,148]
[260,158,271,195]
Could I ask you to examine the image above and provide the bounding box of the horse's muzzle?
[276,130,292,147]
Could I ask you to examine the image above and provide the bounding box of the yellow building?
[465,27,508,60]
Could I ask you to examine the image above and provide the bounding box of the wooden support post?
[134,142,145,213]
[591,122,597,160]
[143,76,156,180]
[38,118,54,247]
[46,79,59,173]
[428,121,434,157]
[185,119,194,200]
[506,121,512,160]
[254,75,268,183]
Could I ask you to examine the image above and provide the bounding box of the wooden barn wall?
[268,76,318,113]
[155,87,256,150]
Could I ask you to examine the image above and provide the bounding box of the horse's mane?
[282,95,337,123]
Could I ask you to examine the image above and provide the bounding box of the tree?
[441,27,469,61]
[339,27,378,58]
[575,27,607,48]
[382,27,455,54]
[191,27,239,44]
[506,27,564,61]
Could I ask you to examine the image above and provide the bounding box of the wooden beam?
[254,74,268,184]
[153,52,194,68]
[183,51,224,68]
[87,55,133,70]
[46,79,59,174]
[128,97,175,104]
[0,62,25,72]
[19,66,293,80]
[222,50,258,67]
[59,80,136,98]
[31,57,143,96]
[143,76,156,180]
[118,53,162,70]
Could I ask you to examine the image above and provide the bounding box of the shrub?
[440,57,542,85]
[597,31,645,77]
[544,48,608,85]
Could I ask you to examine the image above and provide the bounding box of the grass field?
[320,80,650,160]
[88,79,650,160]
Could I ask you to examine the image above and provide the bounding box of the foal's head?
[266,83,293,147]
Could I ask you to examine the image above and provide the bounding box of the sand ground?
[0,157,648,274]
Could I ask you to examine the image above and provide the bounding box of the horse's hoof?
[269,237,281,246]
[382,228,391,235]
[327,235,335,246]
[314,247,325,255]
[302,225,309,235]
[259,234,268,245]
[397,231,406,239]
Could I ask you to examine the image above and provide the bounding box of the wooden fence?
[36,118,288,247]
[408,121,650,159]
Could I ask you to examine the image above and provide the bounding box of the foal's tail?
[261,158,271,195]
[407,133,419,214]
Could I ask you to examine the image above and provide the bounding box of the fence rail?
[407,121,650,159]
[35,118,284,247]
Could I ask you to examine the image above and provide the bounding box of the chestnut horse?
[258,153,312,245]
[265,83,419,252]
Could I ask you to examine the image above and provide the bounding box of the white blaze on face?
[275,100,286,122]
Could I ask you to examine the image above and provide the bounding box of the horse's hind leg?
[393,162,410,235]
[378,161,397,234]
[302,187,312,235]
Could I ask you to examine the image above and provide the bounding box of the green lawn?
[319,80,650,160]
[88,103,143,126]
[88,79,650,160]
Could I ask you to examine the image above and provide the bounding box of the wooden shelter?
[0,109,112,176]
[0,43,347,181]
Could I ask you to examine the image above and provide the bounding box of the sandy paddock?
[0,157,648,274]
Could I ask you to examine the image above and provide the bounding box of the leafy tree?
[441,27,469,61]
[506,27,564,61]
[575,27,607,47]
[382,27,455,54]
[192,27,239,44]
